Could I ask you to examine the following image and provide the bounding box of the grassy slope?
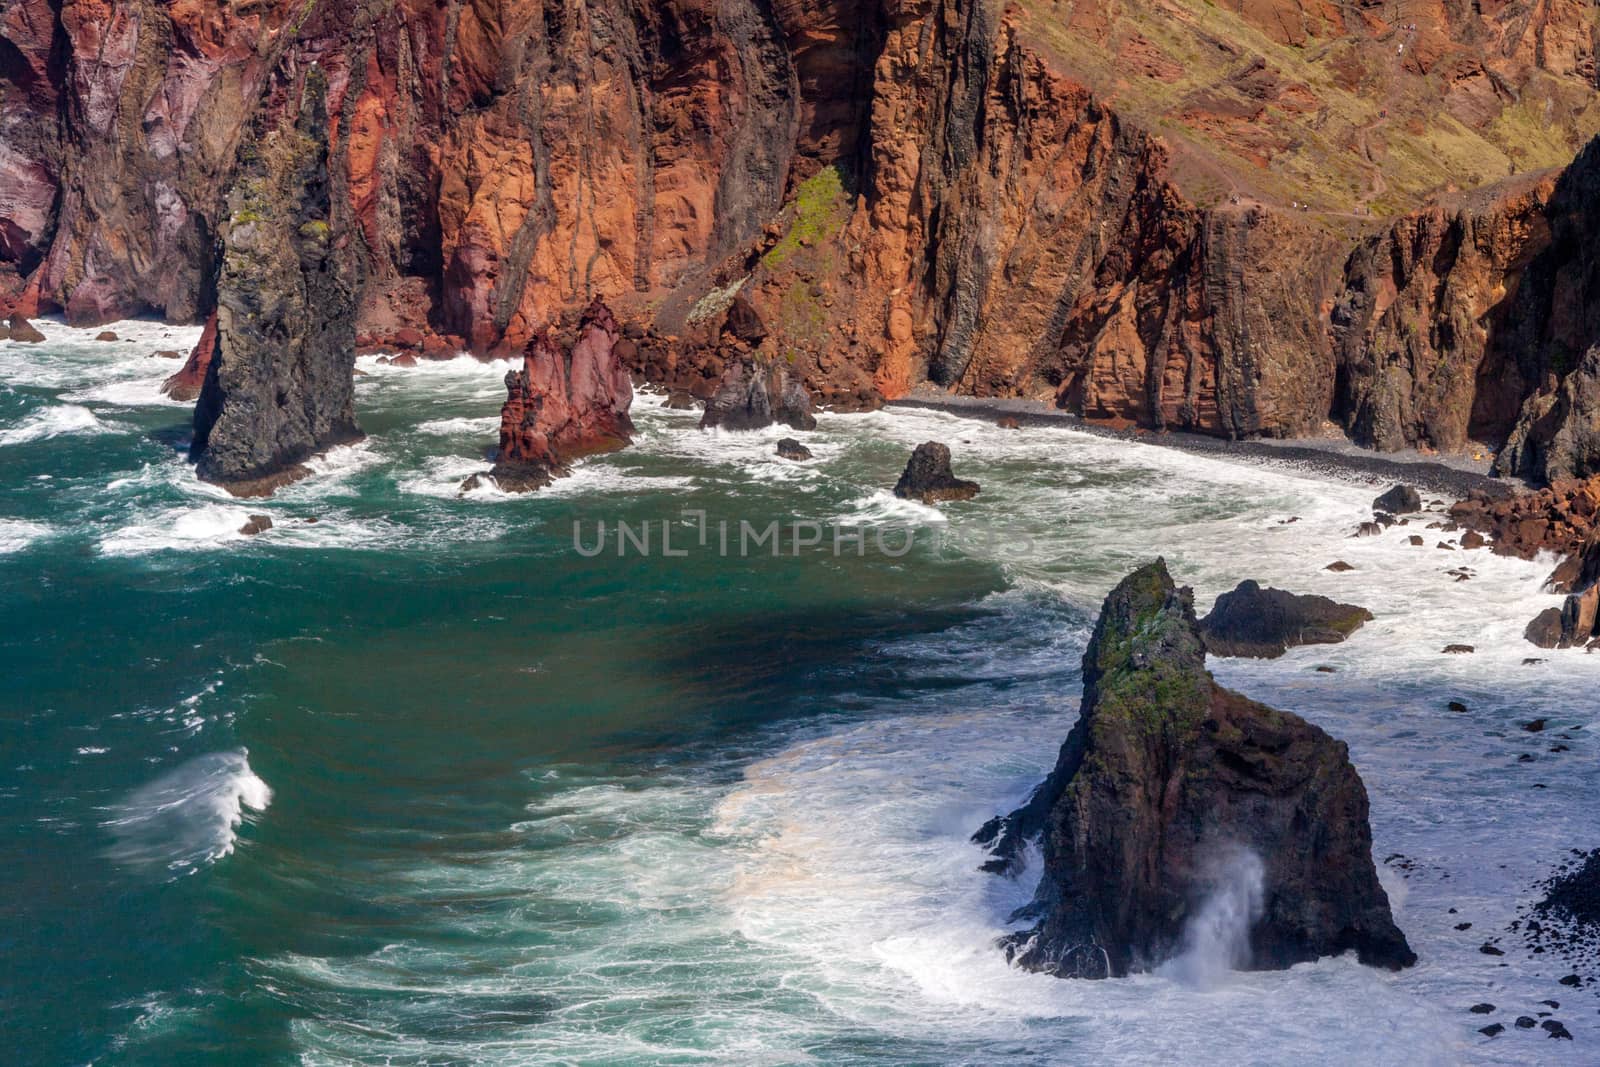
[1011,0,1600,215]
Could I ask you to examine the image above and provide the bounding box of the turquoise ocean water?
[2,320,1595,1065]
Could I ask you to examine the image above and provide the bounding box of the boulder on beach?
[1199,580,1373,659]
[1374,484,1422,515]
[974,560,1414,979]
[776,438,812,461]
[893,442,979,504]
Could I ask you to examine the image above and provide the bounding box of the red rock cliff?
[7,0,1600,481]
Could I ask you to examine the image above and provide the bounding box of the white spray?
[1158,846,1266,988]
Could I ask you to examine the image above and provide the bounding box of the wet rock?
[664,391,699,411]
[1462,531,1487,550]
[1443,644,1476,654]
[238,514,273,536]
[1515,1016,1537,1029]
[1561,973,1583,986]
[776,438,812,461]
[1543,1020,1573,1040]
[1526,608,1567,649]
[1408,534,1424,546]
[893,442,980,504]
[1374,485,1422,515]
[1469,1003,1496,1014]
[1482,943,1506,955]
[7,314,44,343]
[1479,1024,1504,1037]
[700,357,817,432]
[1524,719,1548,732]
[974,560,1414,978]
[997,416,1021,429]
[1354,522,1384,537]
[1326,561,1356,572]
[1198,581,1373,659]
[1448,701,1468,712]
[95,330,118,342]
[151,349,182,359]
[389,353,418,368]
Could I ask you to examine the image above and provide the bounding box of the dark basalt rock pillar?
[192,68,363,498]
[975,560,1414,978]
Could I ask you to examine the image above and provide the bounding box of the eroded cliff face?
[191,67,362,495]
[6,0,1600,483]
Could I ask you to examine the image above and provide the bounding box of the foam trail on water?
[103,750,271,877]
[1158,847,1266,988]
[0,403,108,445]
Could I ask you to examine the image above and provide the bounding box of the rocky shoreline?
[887,393,1520,500]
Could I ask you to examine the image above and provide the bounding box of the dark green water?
[3,323,1595,1066]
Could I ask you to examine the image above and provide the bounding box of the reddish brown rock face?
[485,298,635,490]
[6,0,1600,484]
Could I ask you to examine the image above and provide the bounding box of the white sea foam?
[414,415,501,437]
[103,749,271,877]
[1157,847,1266,988]
[97,503,258,556]
[0,518,51,554]
[0,403,109,445]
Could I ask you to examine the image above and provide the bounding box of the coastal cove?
[3,320,1597,1065]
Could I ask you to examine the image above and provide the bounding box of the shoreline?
[886,391,1520,501]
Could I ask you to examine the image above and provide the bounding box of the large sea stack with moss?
[976,560,1415,978]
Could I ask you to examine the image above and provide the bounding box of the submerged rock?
[466,298,635,494]
[893,442,980,504]
[776,438,812,461]
[1374,484,1422,515]
[700,356,816,432]
[1199,580,1373,659]
[974,560,1414,979]
[191,71,362,498]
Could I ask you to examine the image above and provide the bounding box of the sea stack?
[975,560,1414,978]
[468,298,635,493]
[191,68,362,497]
[893,442,980,504]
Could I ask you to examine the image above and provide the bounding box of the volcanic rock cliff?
[6,0,1600,484]
[190,67,362,495]
[975,560,1414,978]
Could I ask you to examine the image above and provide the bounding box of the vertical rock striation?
[191,68,362,497]
[472,298,635,493]
[975,560,1414,978]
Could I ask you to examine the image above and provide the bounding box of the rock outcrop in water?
[975,560,1414,978]
[700,358,817,433]
[191,69,362,497]
[893,442,980,504]
[161,312,218,404]
[1199,581,1373,659]
[468,298,634,493]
